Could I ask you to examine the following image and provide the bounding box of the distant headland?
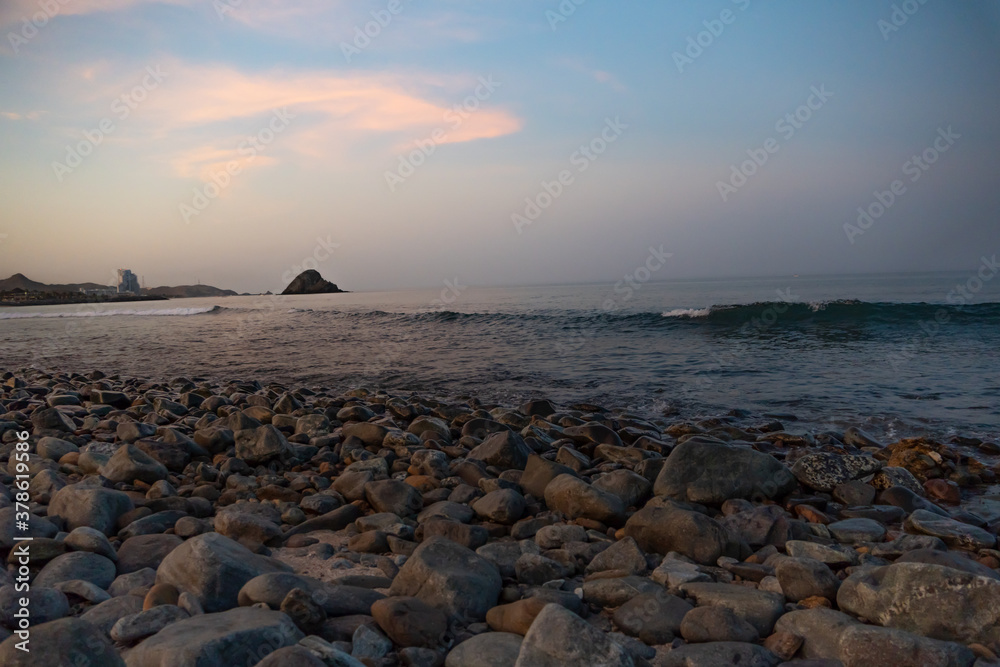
[0,270,348,306]
[0,273,242,306]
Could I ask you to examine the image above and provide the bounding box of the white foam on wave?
[0,306,219,319]
[661,307,713,318]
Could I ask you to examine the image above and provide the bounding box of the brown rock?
[923,479,961,505]
[486,597,548,635]
[404,476,439,493]
[348,531,390,554]
[764,631,804,661]
[280,588,326,634]
[978,556,1000,570]
[886,438,953,481]
[971,643,999,661]
[520,454,577,500]
[794,504,832,524]
[143,583,179,610]
[256,485,302,503]
[371,596,448,648]
[799,595,833,609]
[624,504,729,565]
[286,535,319,548]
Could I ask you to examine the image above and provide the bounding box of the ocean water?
[3,271,999,443]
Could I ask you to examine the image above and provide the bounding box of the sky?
[1,0,999,293]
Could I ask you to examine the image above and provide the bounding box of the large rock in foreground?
[774,607,860,660]
[655,642,779,667]
[653,438,796,505]
[544,474,626,527]
[837,625,975,667]
[123,607,302,667]
[34,551,117,589]
[371,596,449,648]
[100,444,168,484]
[281,269,344,295]
[624,504,730,564]
[903,509,997,550]
[514,603,634,666]
[48,484,134,536]
[234,425,293,465]
[238,572,384,616]
[446,632,523,667]
[791,452,882,493]
[155,533,291,613]
[837,562,1000,644]
[389,537,501,622]
[0,617,123,666]
[679,582,785,636]
[467,431,532,471]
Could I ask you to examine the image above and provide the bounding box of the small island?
[281,270,346,295]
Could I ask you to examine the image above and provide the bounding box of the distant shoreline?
[0,294,170,307]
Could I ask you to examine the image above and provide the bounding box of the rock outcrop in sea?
[281,270,344,295]
[0,369,998,666]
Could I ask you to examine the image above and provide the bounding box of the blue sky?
[1,0,998,292]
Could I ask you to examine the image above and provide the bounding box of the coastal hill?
[0,274,241,299]
[281,269,345,294]
[0,272,108,293]
[146,284,239,298]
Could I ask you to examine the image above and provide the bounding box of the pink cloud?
[93,62,525,181]
[1,110,45,120]
[0,0,192,28]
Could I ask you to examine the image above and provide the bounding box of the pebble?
[904,509,997,550]
[827,518,888,544]
[680,605,760,643]
[0,370,996,666]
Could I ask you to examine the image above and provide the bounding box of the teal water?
[3,271,999,442]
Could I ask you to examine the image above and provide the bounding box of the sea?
[3,271,999,444]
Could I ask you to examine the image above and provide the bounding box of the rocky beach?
[0,369,998,667]
[6,1,999,665]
